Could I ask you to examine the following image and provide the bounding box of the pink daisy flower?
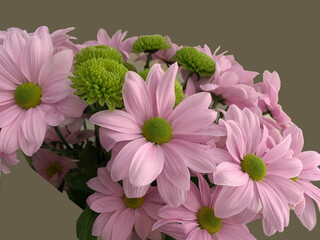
[82,29,137,61]
[153,173,256,240]
[282,124,320,231]
[185,45,260,111]
[32,148,77,188]
[90,63,223,206]
[0,150,19,174]
[0,29,86,156]
[211,105,304,236]
[87,168,164,240]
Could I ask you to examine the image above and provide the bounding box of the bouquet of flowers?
[0,26,319,240]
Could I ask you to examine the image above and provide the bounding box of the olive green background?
[0,0,319,239]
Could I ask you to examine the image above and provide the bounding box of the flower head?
[32,148,77,188]
[0,29,86,156]
[87,168,164,240]
[90,63,223,206]
[82,29,137,61]
[211,105,304,236]
[153,174,256,239]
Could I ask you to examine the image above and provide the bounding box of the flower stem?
[54,126,72,150]
[183,71,194,91]
[144,52,153,70]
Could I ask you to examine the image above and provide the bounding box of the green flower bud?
[70,58,128,111]
[132,35,171,53]
[173,47,215,76]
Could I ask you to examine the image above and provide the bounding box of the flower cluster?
[1,26,319,240]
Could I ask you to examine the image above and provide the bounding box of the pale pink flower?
[283,124,320,231]
[90,63,223,206]
[0,29,87,156]
[186,45,260,110]
[153,174,256,240]
[211,105,303,236]
[32,148,77,188]
[255,70,291,129]
[87,168,163,240]
[0,150,19,174]
[0,26,78,54]
[82,29,137,61]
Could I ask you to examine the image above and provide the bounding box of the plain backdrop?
[0,1,320,239]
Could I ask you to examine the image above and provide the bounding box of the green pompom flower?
[173,47,216,76]
[74,45,124,67]
[132,35,171,53]
[139,68,184,107]
[70,58,128,111]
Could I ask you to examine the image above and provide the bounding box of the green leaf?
[76,206,99,240]
[78,141,99,176]
[164,235,176,240]
[69,173,95,193]
[66,188,91,210]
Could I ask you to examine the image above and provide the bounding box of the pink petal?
[262,217,277,237]
[111,138,146,182]
[21,36,51,81]
[111,208,135,240]
[41,76,71,103]
[262,135,292,163]
[156,62,178,118]
[90,195,124,213]
[170,139,215,173]
[0,103,22,128]
[171,108,217,133]
[90,110,141,134]
[39,50,73,86]
[134,209,152,239]
[97,28,111,45]
[101,209,123,240]
[92,212,113,236]
[217,224,256,240]
[146,64,164,109]
[256,181,289,232]
[206,147,234,166]
[158,205,196,221]
[129,143,164,186]
[87,177,110,194]
[21,107,46,150]
[142,201,164,220]
[0,47,26,88]
[123,178,150,198]
[267,157,303,178]
[39,103,65,126]
[214,180,254,218]
[162,144,190,191]
[123,73,152,123]
[183,181,202,213]
[197,173,211,206]
[298,195,317,231]
[97,168,123,197]
[297,180,320,212]
[168,92,212,122]
[157,171,187,207]
[213,162,249,186]
[283,124,304,155]
[3,30,26,67]
[0,113,22,153]
[225,120,246,162]
[57,93,86,118]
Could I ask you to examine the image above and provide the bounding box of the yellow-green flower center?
[46,163,62,178]
[123,195,145,209]
[290,176,299,182]
[197,207,222,234]
[142,117,172,144]
[14,82,42,110]
[241,154,266,181]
